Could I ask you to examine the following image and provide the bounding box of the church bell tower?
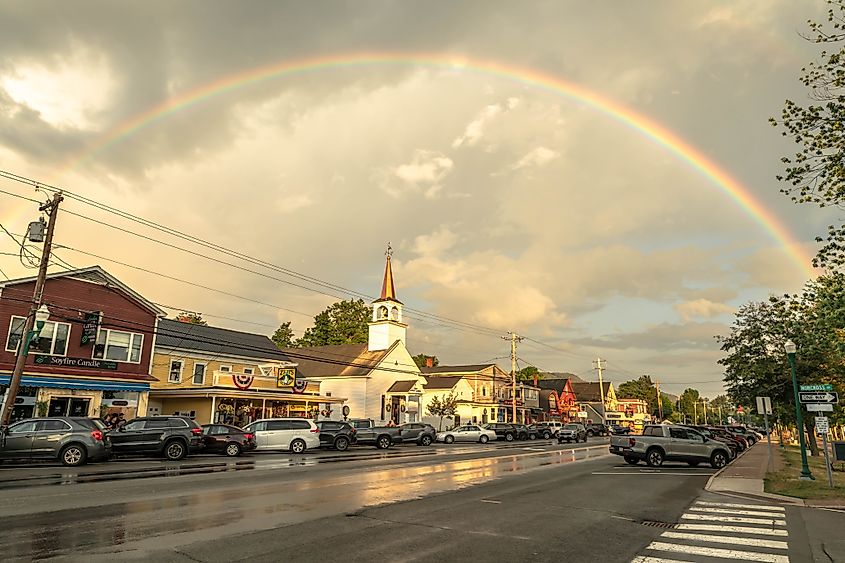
[368,244,407,352]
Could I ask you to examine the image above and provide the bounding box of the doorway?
[390,396,401,425]
[48,397,90,417]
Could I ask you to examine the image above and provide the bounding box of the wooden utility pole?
[593,357,606,423]
[1,191,63,426]
[655,380,663,421]
[503,332,523,424]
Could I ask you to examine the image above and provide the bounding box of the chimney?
[425,356,434,368]
[533,375,538,387]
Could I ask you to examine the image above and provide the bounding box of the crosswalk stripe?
[646,541,789,562]
[660,531,788,550]
[687,506,788,518]
[630,557,690,563]
[695,501,784,512]
[675,523,788,537]
[681,513,787,526]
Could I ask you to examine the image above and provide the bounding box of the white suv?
[543,421,565,436]
[244,418,320,453]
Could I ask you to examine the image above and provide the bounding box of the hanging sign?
[292,378,307,394]
[80,312,100,346]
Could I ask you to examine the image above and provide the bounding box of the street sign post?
[815,417,835,489]
[807,403,834,412]
[800,384,834,392]
[756,397,774,472]
[798,392,839,404]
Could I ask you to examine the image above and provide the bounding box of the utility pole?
[693,401,698,426]
[503,332,523,424]
[655,380,662,421]
[1,191,63,426]
[593,357,606,423]
[702,398,708,425]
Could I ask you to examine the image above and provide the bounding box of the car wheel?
[420,435,433,446]
[60,444,87,467]
[479,435,489,444]
[334,437,350,451]
[444,435,455,444]
[505,433,514,442]
[586,431,594,438]
[225,442,242,457]
[529,434,537,440]
[624,456,639,465]
[376,435,392,450]
[710,451,728,469]
[164,440,187,461]
[543,432,551,440]
[646,448,664,467]
[687,461,700,467]
[290,439,307,454]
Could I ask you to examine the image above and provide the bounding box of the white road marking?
[645,541,789,562]
[681,513,786,526]
[479,499,501,504]
[660,531,788,550]
[675,523,788,537]
[522,447,547,452]
[694,501,785,512]
[631,557,690,563]
[687,506,788,518]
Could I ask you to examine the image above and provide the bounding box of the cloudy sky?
[0,1,832,398]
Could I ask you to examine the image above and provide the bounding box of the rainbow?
[55,52,815,277]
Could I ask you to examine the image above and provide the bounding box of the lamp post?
[1,305,50,425]
[785,340,814,481]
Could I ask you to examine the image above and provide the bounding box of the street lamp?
[785,339,814,481]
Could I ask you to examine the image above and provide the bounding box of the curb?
[704,443,806,506]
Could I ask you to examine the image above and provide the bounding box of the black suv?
[398,423,437,446]
[483,423,518,442]
[585,423,609,437]
[110,416,203,460]
[529,424,554,440]
[316,421,357,451]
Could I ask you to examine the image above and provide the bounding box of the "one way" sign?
[799,392,839,404]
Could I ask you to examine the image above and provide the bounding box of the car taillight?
[91,430,104,442]
[243,433,254,441]
[310,427,319,433]
[351,428,357,434]
[191,427,203,436]
[628,438,636,447]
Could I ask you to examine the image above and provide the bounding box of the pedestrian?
[387,419,396,427]
[116,412,127,430]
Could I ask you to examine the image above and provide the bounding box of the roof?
[571,382,606,402]
[0,265,166,316]
[374,253,401,303]
[282,341,399,378]
[156,318,291,361]
[420,364,497,374]
[541,372,585,383]
[537,378,573,393]
[423,376,463,390]
[387,380,418,393]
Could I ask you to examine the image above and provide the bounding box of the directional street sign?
[807,403,834,412]
[800,384,834,392]
[799,391,839,404]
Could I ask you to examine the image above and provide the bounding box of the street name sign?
[816,417,829,434]
[755,396,772,415]
[800,384,834,392]
[798,391,839,404]
[807,403,834,412]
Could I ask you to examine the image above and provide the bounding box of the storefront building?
[149,319,344,426]
[0,267,162,422]
[420,363,511,426]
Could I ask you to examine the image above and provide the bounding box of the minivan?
[243,418,320,453]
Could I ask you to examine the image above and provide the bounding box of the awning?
[0,375,150,392]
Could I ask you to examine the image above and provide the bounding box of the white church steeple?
[368,244,407,351]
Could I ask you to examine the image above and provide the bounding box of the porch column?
[210,396,216,424]
[261,398,266,419]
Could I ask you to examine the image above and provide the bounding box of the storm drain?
[640,521,678,529]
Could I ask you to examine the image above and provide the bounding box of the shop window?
[6,316,70,356]
[168,360,183,383]
[192,363,206,385]
[93,329,143,363]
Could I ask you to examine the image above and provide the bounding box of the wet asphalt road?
[0,438,736,562]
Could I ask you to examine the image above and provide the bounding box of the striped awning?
[0,375,150,392]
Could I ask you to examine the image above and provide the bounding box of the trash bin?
[834,441,845,462]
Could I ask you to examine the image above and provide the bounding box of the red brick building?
[0,266,164,422]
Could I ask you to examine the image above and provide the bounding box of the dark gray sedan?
[0,417,111,466]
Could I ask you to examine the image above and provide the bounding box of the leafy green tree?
[678,388,701,424]
[426,391,459,431]
[296,299,373,347]
[660,394,675,420]
[271,321,296,348]
[516,366,541,382]
[412,354,439,368]
[175,311,207,325]
[772,1,845,267]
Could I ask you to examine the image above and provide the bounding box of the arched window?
[378,306,388,319]
[390,306,400,321]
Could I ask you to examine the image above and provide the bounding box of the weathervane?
[385,242,393,258]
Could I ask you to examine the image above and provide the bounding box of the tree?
[296,299,373,347]
[271,321,296,348]
[617,375,659,417]
[678,388,701,424]
[773,1,845,268]
[426,391,459,431]
[175,312,207,325]
[412,354,439,368]
[516,366,541,382]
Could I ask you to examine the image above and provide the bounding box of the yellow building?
[420,364,512,426]
[148,319,344,426]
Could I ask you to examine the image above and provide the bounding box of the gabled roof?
[423,376,463,390]
[571,382,608,403]
[156,318,290,362]
[540,372,585,383]
[0,265,165,316]
[283,341,400,378]
[538,378,575,394]
[420,364,499,375]
[387,380,419,393]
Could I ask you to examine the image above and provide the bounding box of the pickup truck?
[347,418,402,449]
[609,424,732,469]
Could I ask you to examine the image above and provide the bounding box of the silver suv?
[0,417,111,466]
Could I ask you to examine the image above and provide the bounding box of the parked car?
[200,424,256,457]
[242,418,320,453]
[0,417,111,467]
[512,424,539,440]
[609,424,632,435]
[528,424,554,440]
[483,423,519,442]
[585,423,609,437]
[397,423,437,446]
[542,421,565,436]
[110,416,203,461]
[680,425,738,459]
[316,421,357,451]
[347,418,402,449]
[609,424,732,469]
[436,425,497,444]
[557,423,588,443]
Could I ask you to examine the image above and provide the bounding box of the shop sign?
[33,355,118,370]
[276,368,296,387]
[80,312,100,346]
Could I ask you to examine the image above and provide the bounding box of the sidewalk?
[706,440,802,504]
